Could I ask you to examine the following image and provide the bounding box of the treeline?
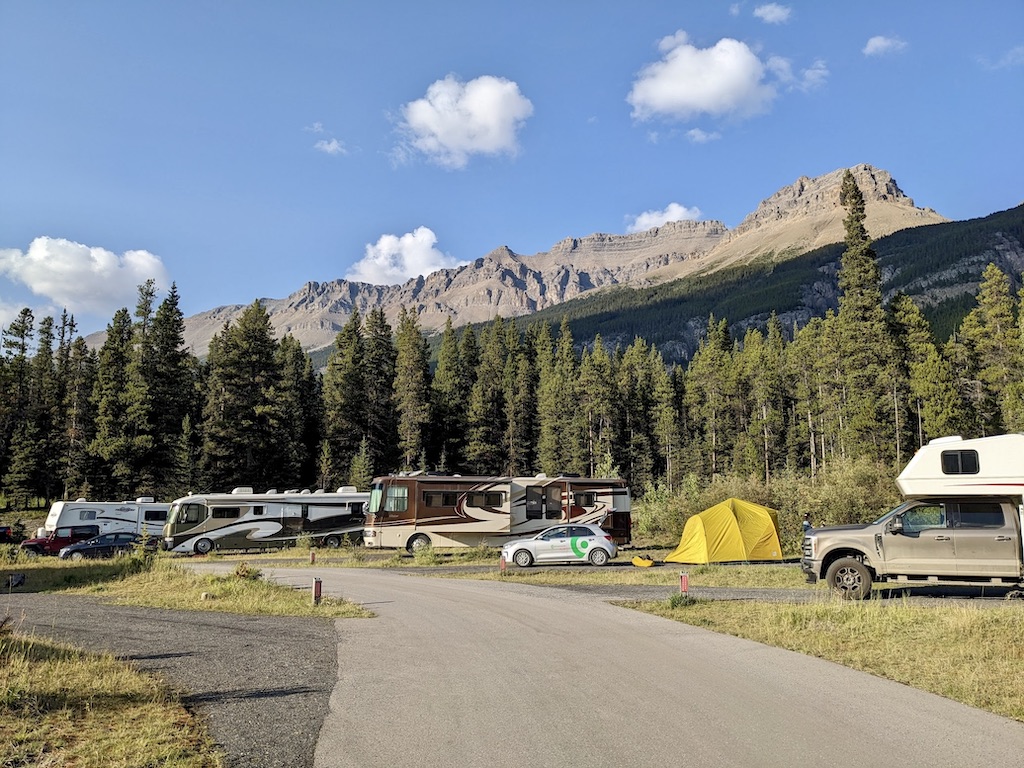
[1,172,1023,510]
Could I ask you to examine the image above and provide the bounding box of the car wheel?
[512,549,533,567]
[589,548,609,566]
[323,535,342,549]
[69,551,86,561]
[825,557,872,600]
[407,534,431,553]
[194,538,215,556]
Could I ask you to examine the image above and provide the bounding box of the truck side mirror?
[887,516,904,534]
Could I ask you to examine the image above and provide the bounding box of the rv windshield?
[368,486,383,516]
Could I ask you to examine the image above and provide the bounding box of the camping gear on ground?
[664,498,782,564]
[631,554,655,567]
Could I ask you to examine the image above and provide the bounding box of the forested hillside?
[523,203,1024,362]
[1,177,1023,542]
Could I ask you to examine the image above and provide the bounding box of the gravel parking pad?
[2,592,337,768]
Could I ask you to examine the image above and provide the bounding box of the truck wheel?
[194,538,214,555]
[825,557,872,600]
[323,535,341,549]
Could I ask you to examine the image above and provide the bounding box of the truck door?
[882,502,957,576]
[951,501,1021,578]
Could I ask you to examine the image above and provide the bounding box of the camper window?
[253,506,264,516]
[211,507,241,519]
[423,491,460,508]
[940,450,979,475]
[384,486,408,513]
[466,492,503,508]
[144,510,167,522]
[575,492,596,507]
[177,504,204,524]
[79,510,97,520]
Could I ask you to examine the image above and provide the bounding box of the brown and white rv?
[363,473,631,551]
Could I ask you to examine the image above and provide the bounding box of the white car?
[501,524,617,567]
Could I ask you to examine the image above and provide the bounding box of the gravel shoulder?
[2,591,337,768]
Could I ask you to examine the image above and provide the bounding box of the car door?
[881,501,957,576]
[112,533,137,555]
[952,501,1021,578]
[93,533,119,557]
[535,527,571,563]
[569,526,598,561]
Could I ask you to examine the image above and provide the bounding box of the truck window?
[940,450,979,474]
[956,503,1004,528]
[903,504,947,532]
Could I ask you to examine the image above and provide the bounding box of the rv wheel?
[194,538,214,556]
[407,534,431,553]
[323,535,341,549]
[512,549,533,568]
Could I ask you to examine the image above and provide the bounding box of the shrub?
[232,562,262,581]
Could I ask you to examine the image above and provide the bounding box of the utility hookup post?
[499,555,507,574]
[312,577,322,606]
[679,572,689,595]
[309,549,316,565]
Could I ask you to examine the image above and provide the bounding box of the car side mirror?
[887,516,904,534]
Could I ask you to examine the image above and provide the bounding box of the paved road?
[187,563,1024,768]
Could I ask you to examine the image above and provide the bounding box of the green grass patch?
[1,622,221,767]
[449,562,812,588]
[629,596,1024,721]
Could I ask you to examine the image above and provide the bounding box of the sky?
[1,1,1022,338]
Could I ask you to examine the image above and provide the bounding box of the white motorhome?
[42,497,170,538]
[162,486,369,554]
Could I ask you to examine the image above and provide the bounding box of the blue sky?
[2,1,1022,337]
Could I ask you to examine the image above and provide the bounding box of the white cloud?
[863,35,908,57]
[768,56,830,92]
[0,237,170,318]
[314,138,347,155]
[627,203,702,233]
[979,45,1024,70]
[686,128,721,143]
[753,3,791,24]
[345,227,466,286]
[628,31,777,122]
[397,74,534,169]
[306,122,325,133]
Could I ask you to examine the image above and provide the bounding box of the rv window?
[211,507,241,519]
[545,486,562,519]
[466,492,503,508]
[574,492,596,507]
[956,503,1005,528]
[79,510,97,520]
[526,487,544,519]
[253,506,264,516]
[940,450,979,475]
[177,504,205,524]
[423,491,460,507]
[384,486,408,513]
[144,510,167,522]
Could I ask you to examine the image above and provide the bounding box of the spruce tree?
[89,308,137,497]
[430,317,469,470]
[322,310,366,481]
[393,307,431,471]
[363,308,398,474]
[465,318,509,474]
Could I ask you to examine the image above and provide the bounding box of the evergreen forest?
[2,172,1023,542]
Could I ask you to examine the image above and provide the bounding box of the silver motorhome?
[42,497,169,538]
[163,486,368,554]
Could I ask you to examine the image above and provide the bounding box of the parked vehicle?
[163,486,368,554]
[0,525,16,544]
[802,434,1024,598]
[42,497,170,538]
[20,525,101,556]
[59,532,158,560]
[363,473,631,552]
[501,524,618,567]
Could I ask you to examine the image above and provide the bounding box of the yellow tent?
[664,498,782,564]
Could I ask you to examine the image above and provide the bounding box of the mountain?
[172,164,949,356]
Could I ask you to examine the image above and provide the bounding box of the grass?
[627,596,1024,722]
[1,620,220,767]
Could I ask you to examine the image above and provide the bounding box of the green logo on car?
[570,537,590,557]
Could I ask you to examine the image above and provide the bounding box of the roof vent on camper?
[76,497,87,502]
[300,489,311,494]
[231,487,254,494]
[338,486,357,493]
[136,497,155,503]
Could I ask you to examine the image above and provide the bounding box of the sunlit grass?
[1,623,221,767]
[629,596,1024,721]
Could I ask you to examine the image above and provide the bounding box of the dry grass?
[0,629,220,767]
[630,596,1024,721]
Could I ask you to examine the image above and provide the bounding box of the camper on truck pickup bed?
[802,434,1024,598]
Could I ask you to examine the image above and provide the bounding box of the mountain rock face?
[176,164,946,355]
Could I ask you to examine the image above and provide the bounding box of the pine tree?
[322,310,366,481]
[61,337,98,497]
[465,318,509,474]
[502,324,537,475]
[681,317,736,479]
[576,335,617,477]
[347,437,374,490]
[537,318,583,475]
[393,307,431,471]
[430,317,469,470]
[363,308,398,474]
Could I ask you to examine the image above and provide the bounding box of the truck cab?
[19,524,101,556]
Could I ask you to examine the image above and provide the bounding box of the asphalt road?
[189,563,1024,768]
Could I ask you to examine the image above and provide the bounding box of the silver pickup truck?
[801,434,1024,599]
